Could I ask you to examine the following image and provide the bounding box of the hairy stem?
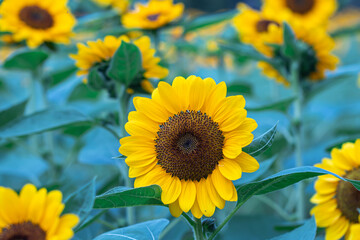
[193,218,205,240]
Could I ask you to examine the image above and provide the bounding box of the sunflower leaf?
[243,122,278,156]
[282,22,298,59]
[236,166,360,207]
[93,185,164,209]
[93,219,169,240]
[3,49,49,71]
[64,178,96,222]
[269,216,316,240]
[247,97,296,113]
[106,41,142,87]
[0,98,28,128]
[0,108,92,139]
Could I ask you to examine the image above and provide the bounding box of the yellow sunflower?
[69,35,168,88]
[0,0,76,48]
[119,75,259,218]
[262,0,337,27]
[233,3,283,57]
[311,140,360,240]
[92,0,129,14]
[0,183,79,240]
[122,0,184,29]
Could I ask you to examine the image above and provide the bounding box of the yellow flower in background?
[258,22,338,85]
[0,0,76,48]
[233,4,283,57]
[311,140,360,240]
[0,184,79,240]
[122,0,184,29]
[262,0,337,27]
[70,35,168,84]
[119,75,259,218]
[92,0,129,14]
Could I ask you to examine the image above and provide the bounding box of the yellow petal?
[188,76,207,111]
[205,176,225,209]
[0,187,21,224]
[313,207,341,227]
[178,180,196,212]
[314,179,338,195]
[211,166,235,201]
[160,176,182,204]
[223,131,253,159]
[331,148,353,171]
[191,199,203,219]
[325,216,350,240]
[133,97,170,123]
[169,200,182,217]
[218,158,242,181]
[203,81,226,117]
[196,179,216,217]
[128,160,157,178]
[28,188,47,224]
[347,224,360,240]
[157,81,183,114]
[310,192,334,204]
[219,109,247,132]
[233,152,259,173]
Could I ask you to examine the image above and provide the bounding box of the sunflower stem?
[290,61,305,221]
[193,218,205,240]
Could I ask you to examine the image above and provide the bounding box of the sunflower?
[0,0,76,48]
[122,0,184,30]
[70,35,168,87]
[233,3,283,57]
[311,140,360,240]
[262,0,337,27]
[0,183,79,240]
[119,75,259,218]
[92,0,129,14]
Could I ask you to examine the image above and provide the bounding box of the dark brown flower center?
[146,13,160,21]
[336,168,360,223]
[256,19,280,33]
[155,110,224,181]
[19,6,54,29]
[0,221,46,240]
[286,0,315,14]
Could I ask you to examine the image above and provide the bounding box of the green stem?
[193,218,205,240]
[290,61,305,221]
[182,212,195,227]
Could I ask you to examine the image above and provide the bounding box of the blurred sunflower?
[70,35,168,90]
[311,140,360,240]
[262,0,337,27]
[0,0,76,48]
[258,22,338,85]
[0,183,79,240]
[92,0,129,14]
[122,0,184,29]
[119,75,259,218]
[233,4,283,56]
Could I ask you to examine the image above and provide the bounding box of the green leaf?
[46,66,78,86]
[0,99,28,127]
[243,122,278,156]
[93,219,169,240]
[227,83,253,95]
[64,178,96,221]
[247,97,296,113]
[75,210,107,233]
[93,185,164,209]
[3,49,49,70]
[330,23,360,38]
[306,64,360,101]
[88,66,107,90]
[220,43,272,63]
[106,41,142,86]
[0,108,92,139]
[236,166,360,208]
[282,22,298,59]
[183,10,236,33]
[269,217,316,240]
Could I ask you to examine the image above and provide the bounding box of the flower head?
[311,140,360,240]
[0,0,76,48]
[122,0,184,29]
[119,75,259,218]
[70,35,168,88]
[92,0,129,13]
[0,183,79,240]
[262,0,337,27]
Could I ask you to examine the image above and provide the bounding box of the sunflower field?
[0,0,360,239]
